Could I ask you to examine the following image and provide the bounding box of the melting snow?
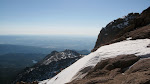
[39,39,150,84]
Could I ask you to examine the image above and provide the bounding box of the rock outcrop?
[105,24,150,46]
[68,55,150,84]
[93,7,150,52]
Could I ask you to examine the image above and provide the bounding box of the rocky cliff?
[93,7,150,51]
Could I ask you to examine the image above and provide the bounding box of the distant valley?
[0,36,93,84]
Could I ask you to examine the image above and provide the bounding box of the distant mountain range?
[0,44,90,55]
[0,44,90,84]
[13,50,83,84]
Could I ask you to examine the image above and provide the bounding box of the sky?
[0,0,150,36]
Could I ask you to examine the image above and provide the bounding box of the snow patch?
[126,37,132,40]
[39,39,150,84]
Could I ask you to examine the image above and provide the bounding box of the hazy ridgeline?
[0,35,96,84]
[0,35,96,51]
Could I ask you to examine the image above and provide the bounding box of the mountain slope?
[93,7,150,51]
[39,7,150,84]
[13,50,82,84]
[39,39,150,84]
[0,53,46,84]
[69,55,150,84]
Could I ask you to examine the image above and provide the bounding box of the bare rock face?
[92,23,150,52]
[93,13,139,51]
[125,58,150,74]
[93,7,150,52]
[68,55,150,84]
[84,54,140,78]
[121,58,150,84]
[16,81,38,84]
[134,7,150,28]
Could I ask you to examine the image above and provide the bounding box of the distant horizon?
[0,0,150,36]
[0,35,96,51]
[0,34,97,37]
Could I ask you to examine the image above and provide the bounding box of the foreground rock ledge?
[68,54,150,84]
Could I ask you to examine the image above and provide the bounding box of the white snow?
[126,37,132,40]
[42,51,79,65]
[39,39,150,84]
[116,21,128,28]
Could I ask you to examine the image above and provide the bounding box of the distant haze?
[0,35,96,51]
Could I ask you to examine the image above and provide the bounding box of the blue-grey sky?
[0,0,149,36]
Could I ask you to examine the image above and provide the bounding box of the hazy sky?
[0,0,149,36]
